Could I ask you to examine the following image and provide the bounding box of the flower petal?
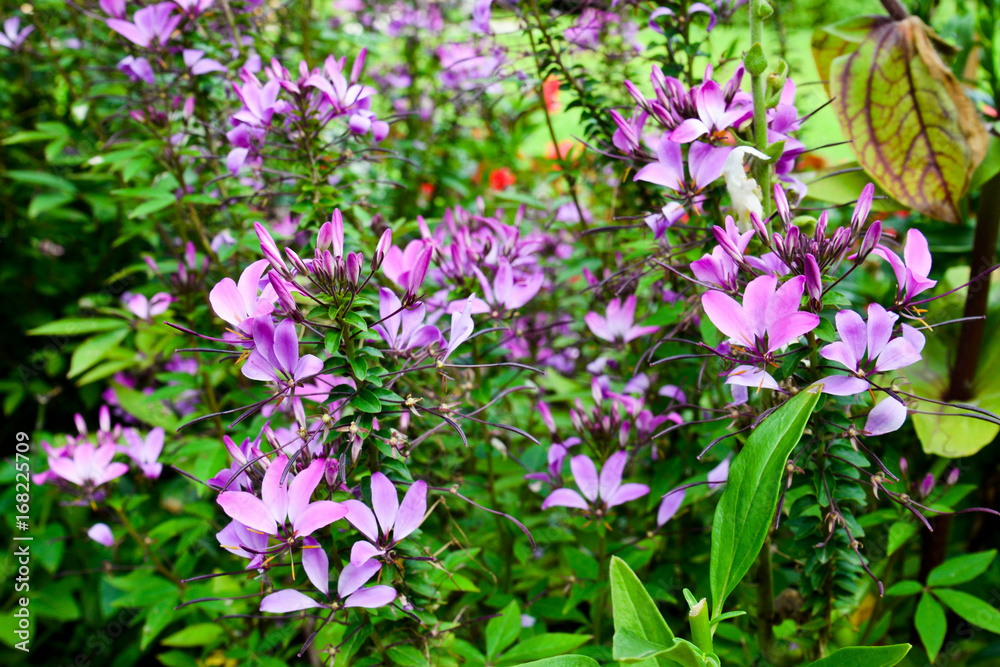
[344,585,397,609]
[598,450,628,501]
[342,499,379,542]
[370,472,400,537]
[260,589,322,613]
[569,455,599,502]
[541,488,589,511]
[657,489,686,526]
[337,559,381,598]
[293,500,348,538]
[864,397,908,435]
[350,540,385,567]
[300,537,330,595]
[606,483,649,508]
[218,491,278,536]
[392,480,427,543]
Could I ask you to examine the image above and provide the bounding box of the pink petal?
[338,559,381,598]
[725,365,780,390]
[701,290,748,345]
[287,459,324,524]
[657,489,685,526]
[261,454,289,526]
[293,500,348,538]
[273,319,300,375]
[88,523,114,547]
[872,338,921,373]
[570,455,599,502]
[392,480,427,543]
[903,229,932,277]
[218,491,278,536]
[816,375,869,396]
[584,312,612,342]
[350,540,385,567]
[865,303,896,359]
[668,118,709,143]
[767,312,819,351]
[300,537,330,595]
[541,488,589,511]
[743,275,778,342]
[864,397,908,435]
[598,450,628,501]
[342,499,379,542]
[606,483,649,508]
[370,472,400,537]
[833,309,867,368]
[260,589,322,613]
[344,585,397,609]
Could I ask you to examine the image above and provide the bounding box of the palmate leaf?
[813,16,988,222]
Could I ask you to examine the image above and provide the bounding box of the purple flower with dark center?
[702,274,819,390]
[373,288,443,352]
[120,427,165,479]
[242,318,324,394]
[463,258,544,317]
[218,454,348,592]
[0,17,34,50]
[542,451,649,516]
[107,3,181,48]
[585,295,659,344]
[343,473,428,566]
[817,303,924,396]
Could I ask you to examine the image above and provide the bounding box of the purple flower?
[464,259,544,316]
[440,295,476,361]
[585,295,659,344]
[120,427,165,479]
[117,55,155,84]
[609,108,648,155]
[542,451,649,514]
[173,0,213,17]
[649,4,717,33]
[382,242,432,303]
[183,49,226,75]
[656,488,685,526]
[669,79,748,143]
[871,229,937,307]
[233,77,286,127]
[343,472,428,566]
[470,0,492,34]
[100,0,127,19]
[216,519,269,569]
[124,292,173,320]
[0,17,34,50]
[259,559,396,612]
[88,523,115,547]
[209,259,276,337]
[634,135,731,208]
[817,303,924,396]
[373,288,443,352]
[564,9,613,49]
[107,3,181,48]
[218,455,348,592]
[242,318,324,394]
[47,443,129,489]
[702,275,820,389]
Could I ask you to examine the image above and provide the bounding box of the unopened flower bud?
[858,221,882,261]
[919,473,935,498]
[804,253,823,306]
[317,221,334,252]
[255,222,289,276]
[268,273,297,314]
[372,228,392,271]
[749,211,769,243]
[285,247,310,276]
[346,251,362,286]
[851,183,875,233]
[899,456,907,476]
[946,468,959,486]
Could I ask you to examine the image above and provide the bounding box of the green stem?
[593,524,608,645]
[688,598,714,655]
[748,0,772,217]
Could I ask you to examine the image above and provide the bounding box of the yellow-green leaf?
[818,16,988,222]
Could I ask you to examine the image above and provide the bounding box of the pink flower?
[209,259,277,337]
[701,275,819,390]
[124,292,173,320]
[343,473,428,567]
[106,3,181,48]
[120,427,165,479]
[585,295,658,343]
[871,229,937,307]
[542,451,649,514]
[47,443,129,489]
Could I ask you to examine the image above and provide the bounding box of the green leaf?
[343,310,369,332]
[386,645,427,666]
[114,383,179,431]
[128,197,175,219]
[141,595,180,650]
[935,589,1000,634]
[884,580,923,597]
[497,633,591,666]
[349,355,368,381]
[820,16,988,222]
[68,328,130,378]
[511,658,599,667]
[928,550,996,588]
[613,630,706,666]
[887,521,918,557]
[486,600,521,660]
[610,556,674,667]
[161,623,223,647]
[351,388,382,414]
[6,169,76,193]
[28,192,75,219]
[76,359,137,386]
[27,318,126,336]
[710,388,821,617]
[915,593,947,661]
[325,328,342,355]
[806,644,911,667]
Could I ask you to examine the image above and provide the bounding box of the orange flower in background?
[544,139,582,170]
[797,153,827,171]
[489,167,516,191]
[543,76,561,113]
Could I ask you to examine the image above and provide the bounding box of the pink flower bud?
[852,183,875,232]
[284,247,310,275]
[330,210,345,259]
[858,221,882,260]
[749,211,768,241]
[899,456,908,476]
[317,222,334,252]
[538,401,556,434]
[346,251,362,285]
[805,253,823,305]
[919,473,935,498]
[88,523,114,547]
[773,183,790,225]
[946,468,959,485]
[254,222,288,276]
[268,273,297,314]
[372,228,392,271]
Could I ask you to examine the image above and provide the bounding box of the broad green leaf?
[68,328,130,378]
[386,645,427,666]
[114,383,180,432]
[928,550,996,588]
[5,169,76,193]
[887,521,917,556]
[128,197,175,219]
[161,623,223,647]
[351,388,382,414]
[822,16,988,222]
[610,556,674,667]
[710,388,821,617]
[350,355,368,381]
[27,317,127,336]
[28,192,75,219]
[613,630,706,666]
[915,594,946,661]
[935,589,1000,634]
[884,580,923,597]
[497,633,591,666]
[141,595,180,650]
[487,600,522,660]
[512,657,599,667]
[806,644,911,666]
[76,358,137,386]
[811,16,881,85]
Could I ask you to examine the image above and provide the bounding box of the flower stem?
[688,597,714,655]
[748,0,772,217]
[756,533,775,656]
